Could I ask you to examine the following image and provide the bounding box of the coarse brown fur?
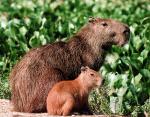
[47,66,103,116]
[9,17,130,113]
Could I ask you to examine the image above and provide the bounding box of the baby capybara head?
[77,17,130,49]
[80,66,103,88]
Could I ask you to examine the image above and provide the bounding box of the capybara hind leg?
[12,67,65,112]
[82,101,93,115]
[29,69,65,113]
[62,99,75,116]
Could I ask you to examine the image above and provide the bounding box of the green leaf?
[141,17,150,25]
[141,49,149,60]
[29,37,40,47]
[19,26,27,36]
[39,35,47,45]
[114,78,123,89]
[140,69,150,78]
[133,73,142,85]
[120,57,130,66]
[128,83,138,104]
[107,73,118,88]
[7,38,16,47]
[19,42,29,52]
[132,36,142,51]
[117,87,128,97]
[4,28,17,39]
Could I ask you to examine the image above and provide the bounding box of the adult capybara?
[47,66,103,116]
[9,17,130,112]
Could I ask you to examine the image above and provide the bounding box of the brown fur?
[47,66,103,116]
[9,17,130,112]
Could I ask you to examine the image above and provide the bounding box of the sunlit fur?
[9,17,130,112]
[47,66,103,116]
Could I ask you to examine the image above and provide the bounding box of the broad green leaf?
[19,42,29,52]
[105,52,119,64]
[39,35,47,45]
[141,17,150,25]
[19,26,27,36]
[140,69,150,78]
[141,49,149,60]
[132,36,142,51]
[29,38,40,47]
[114,78,123,89]
[107,73,118,88]
[132,73,142,86]
[7,38,16,47]
[4,28,17,39]
[128,84,138,104]
[110,96,118,113]
[117,87,128,97]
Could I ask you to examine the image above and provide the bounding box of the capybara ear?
[88,17,101,23]
[81,66,89,72]
[81,66,88,72]
[88,17,96,23]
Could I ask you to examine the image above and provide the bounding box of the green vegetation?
[0,0,149,116]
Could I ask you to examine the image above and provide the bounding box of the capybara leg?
[82,102,93,115]
[62,99,75,116]
[11,67,65,112]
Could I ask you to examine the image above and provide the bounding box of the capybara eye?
[101,22,108,27]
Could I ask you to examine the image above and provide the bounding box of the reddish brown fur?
[47,66,103,116]
[9,17,130,112]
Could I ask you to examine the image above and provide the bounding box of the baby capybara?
[9,17,130,112]
[47,66,103,116]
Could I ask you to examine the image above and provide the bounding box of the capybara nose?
[101,79,105,85]
[123,26,130,40]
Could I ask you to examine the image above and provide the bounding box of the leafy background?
[0,0,149,116]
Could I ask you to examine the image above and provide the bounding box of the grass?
[0,0,150,116]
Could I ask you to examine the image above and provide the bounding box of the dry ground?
[0,99,128,117]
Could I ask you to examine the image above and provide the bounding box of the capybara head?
[80,66,103,88]
[77,17,130,49]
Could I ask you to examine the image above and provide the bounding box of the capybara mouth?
[118,38,129,46]
[102,42,113,50]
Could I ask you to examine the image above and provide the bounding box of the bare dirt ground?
[0,99,128,117]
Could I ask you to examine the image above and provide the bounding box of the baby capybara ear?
[88,17,101,23]
[81,66,89,72]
